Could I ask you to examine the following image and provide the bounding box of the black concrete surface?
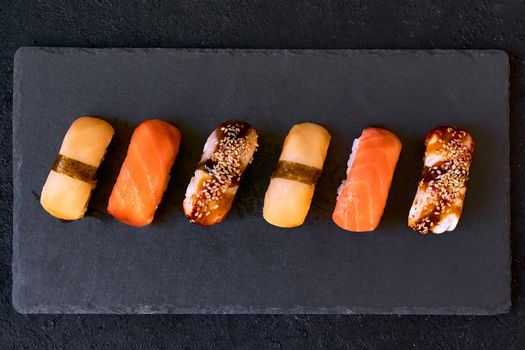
[1,1,525,348]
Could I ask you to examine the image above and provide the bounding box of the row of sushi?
[40,117,475,234]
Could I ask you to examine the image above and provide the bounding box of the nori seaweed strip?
[51,154,98,184]
[271,160,321,185]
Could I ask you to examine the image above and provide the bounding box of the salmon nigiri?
[107,119,181,227]
[332,127,402,232]
[41,116,114,220]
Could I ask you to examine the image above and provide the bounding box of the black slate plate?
[12,48,510,314]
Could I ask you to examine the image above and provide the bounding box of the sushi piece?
[107,119,181,227]
[183,120,258,226]
[332,127,402,232]
[40,116,114,220]
[408,126,474,234]
[263,122,331,228]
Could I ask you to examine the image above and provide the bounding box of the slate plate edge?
[13,46,508,59]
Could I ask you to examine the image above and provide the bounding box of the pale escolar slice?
[40,116,114,220]
[263,122,331,228]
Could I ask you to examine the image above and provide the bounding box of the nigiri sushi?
[107,119,181,227]
[40,116,114,220]
[408,126,474,234]
[332,127,402,232]
[263,122,331,228]
[183,120,258,226]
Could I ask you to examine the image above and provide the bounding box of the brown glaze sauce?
[411,126,475,233]
[189,120,255,225]
[196,120,252,187]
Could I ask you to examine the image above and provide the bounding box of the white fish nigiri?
[40,117,114,220]
[263,122,331,228]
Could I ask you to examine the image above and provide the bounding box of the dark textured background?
[1,1,524,348]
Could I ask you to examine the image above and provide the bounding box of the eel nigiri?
[107,119,181,227]
[263,122,331,228]
[41,117,114,220]
[408,126,474,234]
[332,127,402,232]
[183,120,258,226]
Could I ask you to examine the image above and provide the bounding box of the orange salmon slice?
[332,127,402,232]
[107,119,181,227]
